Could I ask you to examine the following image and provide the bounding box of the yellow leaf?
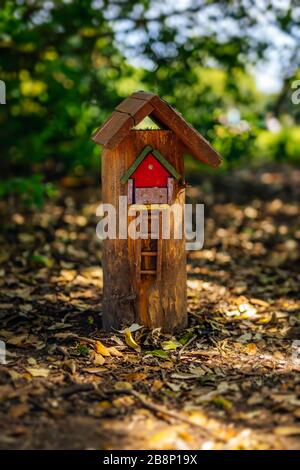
[108,346,123,357]
[113,396,134,408]
[26,367,49,378]
[275,426,300,436]
[94,353,105,365]
[245,343,257,355]
[124,328,141,352]
[95,340,111,356]
[83,367,106,374]
[152,379,163,392]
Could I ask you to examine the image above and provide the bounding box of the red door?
[131,153,171,188]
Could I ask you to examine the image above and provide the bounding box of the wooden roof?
[92,91,222,167]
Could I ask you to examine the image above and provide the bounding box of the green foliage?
[0,175,56,207]
[0,0,139,177]
[0,0,299,201]
[76,344,90,356]
[256,128,300,164]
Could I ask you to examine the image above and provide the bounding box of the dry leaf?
[120,323,143,333]
[124,329,141,352]
[27,357,37,366]
[125,372,147,382]
[114,381,133,391]
[64,360,76,375]
[151,380,163,392]
[108,346,123,357]
[245,343,257,355]
[9,403,29,419]
[95,340,111,357]
[94,353,105,365]
[82,367,106,374]
[7,335,28,346]
[274,426,300,436]
[26,367,50,378]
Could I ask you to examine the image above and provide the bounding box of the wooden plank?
[130,91,155,102]
[150,95,221,167]
[127,178,133,205]
[116,97,154,125]
[92,111,133,149]
[135,238,141,282]
[167,177,174,204]
[156,213,162,281]
[135,188,168,204]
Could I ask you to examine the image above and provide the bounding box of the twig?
[178,334,197,359]
[56,383,224,442]
[57,383,95,397]
[106,388,224,441]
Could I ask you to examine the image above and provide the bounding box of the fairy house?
[92,91,221,332]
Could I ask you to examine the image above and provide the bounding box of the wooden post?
[101,130,187,332]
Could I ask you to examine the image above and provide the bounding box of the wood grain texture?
[116,97,154,125]
[102,130,187,332]
[150,95,221,167]
[92,111,133,149]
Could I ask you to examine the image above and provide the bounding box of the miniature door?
[121,145,180,205]
[121,145,181,282]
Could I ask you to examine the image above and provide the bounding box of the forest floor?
[0,164,300,450]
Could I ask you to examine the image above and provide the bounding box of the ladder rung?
[141,251,158,256]
[140,270,156,274]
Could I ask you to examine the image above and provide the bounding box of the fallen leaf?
[120,323,143,333]
[6,335,28,346]
[9,403,29,419]
[274,426,300,436]
[48,323,73,331]
[94,353,105,365]
[82,367,106,374]
[95,340,111,356]
[212,395,233,410]
[245,343,258,355]
[27,357,37,366]
[152,380,163,392]
[108,346,123,357]
[26,367,50,378]
[125,372,147,382]
[112,396,135,408]
[114,381,133,391]
[161,340,181,351]
[147,349,169,360]
[124,329,141,352]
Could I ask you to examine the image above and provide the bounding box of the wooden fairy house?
[92,91,221,332]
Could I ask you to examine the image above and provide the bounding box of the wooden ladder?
[139,211,162,280]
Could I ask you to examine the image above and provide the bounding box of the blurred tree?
[0,0,147,181]
[0,0,299,196]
